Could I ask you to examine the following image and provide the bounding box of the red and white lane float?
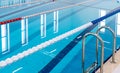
[0,18,22,25]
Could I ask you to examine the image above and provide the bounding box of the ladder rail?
[82,32,104,73]
[96,26,116,63]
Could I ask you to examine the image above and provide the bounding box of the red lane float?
[0,18,22,25]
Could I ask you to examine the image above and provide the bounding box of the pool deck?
[96,47,120,73]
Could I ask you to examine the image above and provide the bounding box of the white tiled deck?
[113,64,120,73]
[96,48,120,73]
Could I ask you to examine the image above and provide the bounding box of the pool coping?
[93,46,120,73]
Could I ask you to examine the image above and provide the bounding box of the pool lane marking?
[39,23,97,73]
[39,6,120,72]
[12,67,23,73]
[77,36,82,39]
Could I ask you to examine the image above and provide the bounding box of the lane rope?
[22,0,96,18]
[0,0,98,68]
[0,0,95,24]
[0,18,22,25]
[0,22,93,68]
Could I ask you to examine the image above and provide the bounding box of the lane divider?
[0,22,93,67]
[0,0,53,18]
[23,0,96,18]
[0,18,22,25]
[0,0,95,24]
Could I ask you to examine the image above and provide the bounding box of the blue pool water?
[0,0,120,73]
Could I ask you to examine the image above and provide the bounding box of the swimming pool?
[0,0,120,73]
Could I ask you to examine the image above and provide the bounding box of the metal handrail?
[82,32,104,73]
[96,26,116,63]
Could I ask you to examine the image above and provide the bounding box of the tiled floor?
[113,64,120,73]
[96,48,120,73]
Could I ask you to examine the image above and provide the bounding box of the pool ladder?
[82,32,104,73]
[96,26,116,63]
[82,26,116,73]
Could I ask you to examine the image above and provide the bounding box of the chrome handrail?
[96,26,116,63]
[82,32,104,73]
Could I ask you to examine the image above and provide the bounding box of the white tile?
[113,64,120,73]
